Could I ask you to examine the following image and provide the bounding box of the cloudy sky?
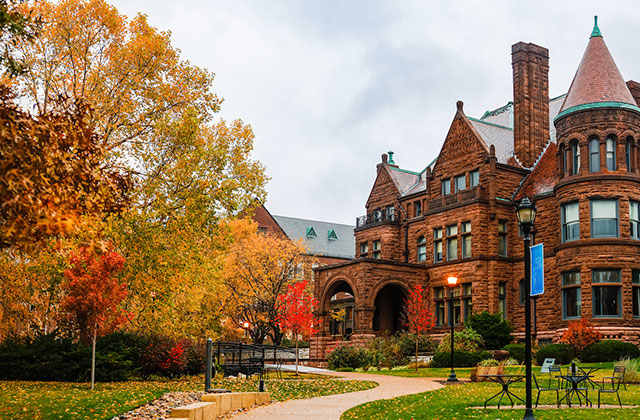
[110,0,640,225]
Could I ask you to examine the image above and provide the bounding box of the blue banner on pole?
[530,243,544,296]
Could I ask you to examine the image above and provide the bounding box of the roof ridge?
[273,214,355,228]
[389,166,420,175]
[468,116,514,130]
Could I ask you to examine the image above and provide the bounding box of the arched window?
[626,137,633,172]
[570,140,580,175]
[606,136,616,171]
[417,236,426,262]
[589,137,600,172]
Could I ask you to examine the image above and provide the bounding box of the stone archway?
[321,279,356,338]
[372,283,408,335]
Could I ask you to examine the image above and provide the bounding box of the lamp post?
[446,276,458,383]
[516,197,537,420]
[243,321,250,343]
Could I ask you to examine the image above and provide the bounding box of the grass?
[342,380,640,420]
[0,374,377,420]
[359,362,617,379]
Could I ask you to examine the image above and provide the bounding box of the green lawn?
[0,374,377,420]
[342,380,640,420]
[360,362,616,380]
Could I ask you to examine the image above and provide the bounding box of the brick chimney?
[512,42,550,168]
[627,80,640,106]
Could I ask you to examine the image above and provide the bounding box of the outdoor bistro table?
[579,367,601,389]
[558,373,593,407]
[480,374,526,409]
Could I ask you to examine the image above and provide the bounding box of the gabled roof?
[557,18,638,120]
[388,167,420,193]
[273,215,355,259]
[513,142,558,200]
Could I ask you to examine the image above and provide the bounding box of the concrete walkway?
[230,371,444,420]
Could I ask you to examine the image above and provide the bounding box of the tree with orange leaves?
[277,279,317,375]
[60,247,128,389]
[560,318,602,357]
[404,283,435,370]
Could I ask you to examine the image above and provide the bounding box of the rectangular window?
[498,282,507,320]
[414,201,422,217]
[562,202,580,242]
[373,209,382,222]
[462,283,473,322]
[386,205,395,221]
[591,200,618,238]
[446,224,458,261]
[461,221,471,258]
[633,270,640,318]
[455,174,466,192]
[562,271,581,319]
[417,236,427,262]
[498,220,508,257]
[360,242,368,256]
[470,170,479,188]
[592,269,621,317]
[441,179,451,196]
[435,287,446,326]
[589,138,600,172]
[372,240,381,259]
[631,201,640,239]
[434,228,443,262]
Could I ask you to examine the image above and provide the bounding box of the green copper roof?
[591,15,602,38]
[554,101,640,123]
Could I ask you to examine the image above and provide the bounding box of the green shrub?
[535,343,574,365]
[467,311,513,349]
[327,343,372,369]
[617,357,640,383]
[582,340,640,362]
[367,335,408,369]
[431,351,491,368]
[503,343,526,363]
[478,358,500,367]
[395,331,437,355]
[437,327,484,353]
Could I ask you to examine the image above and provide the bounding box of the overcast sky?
[109,0,640,225]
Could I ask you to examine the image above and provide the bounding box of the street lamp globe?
[447,276,458,286]
[516,197,537,228]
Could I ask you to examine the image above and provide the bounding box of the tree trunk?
[91,327,97,390]
[295,334,299,376]
[415,334,419,372]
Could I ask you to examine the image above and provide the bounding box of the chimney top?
[388,151,395,165]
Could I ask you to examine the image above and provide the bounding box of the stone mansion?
[310,18,640,359]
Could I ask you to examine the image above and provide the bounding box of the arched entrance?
[325,280,356,338]
[372,284,407,335]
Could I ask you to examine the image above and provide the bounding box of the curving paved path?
[230,371,444,420]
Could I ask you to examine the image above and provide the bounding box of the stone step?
[170,401,216,420]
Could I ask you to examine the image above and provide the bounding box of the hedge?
[535,343,574,365]
[0,332,206,382]
[431,351,491,368]
[582,340,640,362]
[503,343,525,363]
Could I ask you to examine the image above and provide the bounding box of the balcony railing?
[427,186,486,212]
[355,209,398,229]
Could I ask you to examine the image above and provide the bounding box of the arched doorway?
[372,284,407,334]
[326,280,355,338]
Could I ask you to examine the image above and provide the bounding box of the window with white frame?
[417,236,426,262]
[470,170,479,188]
[562,202,579,242]
[442,179,451,196]
[591,199,618,238]
[606,136,616,171]
[589,137,600,172]
[446,224,458,261]
[434,228,443,262]
[631,201,640,239]
[455,174,466,192]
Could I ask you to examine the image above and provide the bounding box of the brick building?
[311,18,640,359]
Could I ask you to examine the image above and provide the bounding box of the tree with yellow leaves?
[223,220,308,344]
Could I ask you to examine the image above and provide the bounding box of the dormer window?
[306,227,317,238]
[328,229,338,240]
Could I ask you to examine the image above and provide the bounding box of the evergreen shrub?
[582,340,640,362]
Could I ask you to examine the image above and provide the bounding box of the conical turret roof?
[557,17,637,120]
